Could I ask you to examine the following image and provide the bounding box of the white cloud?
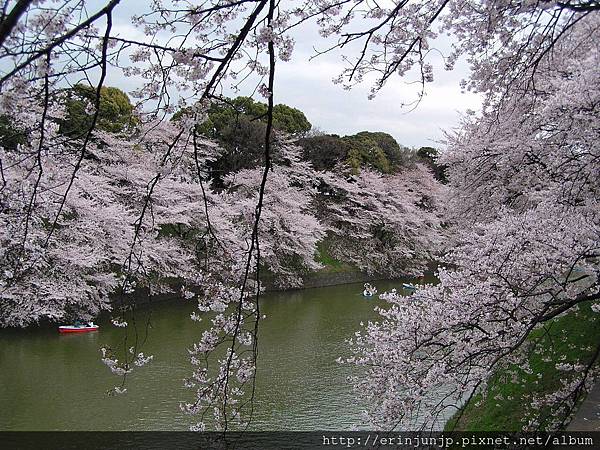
[99,2,482,149]
[272,49,481,148]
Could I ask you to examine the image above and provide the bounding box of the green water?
[0,280,417,431]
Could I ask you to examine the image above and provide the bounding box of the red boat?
[58,322,99,333]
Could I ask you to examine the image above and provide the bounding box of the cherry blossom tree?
[0,0,285,425]
[0,114,219,325]
[217,144,327,287]
[348,4,600,432]
[318,164,444,278]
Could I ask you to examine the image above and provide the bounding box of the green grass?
[314,240,356,273]
[258,239,361,289]
[445,301,600,431]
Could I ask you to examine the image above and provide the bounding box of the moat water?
[0,279,431,431]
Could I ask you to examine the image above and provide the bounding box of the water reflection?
[0,279,427,430]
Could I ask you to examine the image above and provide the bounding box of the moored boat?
[402,283,417,291]
[58,322,99,333]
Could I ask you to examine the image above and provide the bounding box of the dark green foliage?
[208,116,268,184]
[59,84,137,137]
[194,97,266,139]
[174,96,311,184]
[353,131,407,167]
[218,96,311,134]
[175,97,419,179]
[417,146,447,182]
[272,103,311,134]
[343,131,408,174]
[299,131,413,175]
[0,115,27,151]
[230,96,268,117]
[186,96,311,139]
[297,134,350,171]
[344,135,390,174]
[417,146,437,160]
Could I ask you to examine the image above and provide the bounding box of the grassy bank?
[445,301,600,431]
[259,239,364,290]
[314,240,357,273]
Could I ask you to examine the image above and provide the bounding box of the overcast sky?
[107,3,481,149]
[273,39,482,149]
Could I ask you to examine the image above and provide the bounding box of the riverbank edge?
[266,269,385,291]
[445,375,600,434]
[443,301,600,432]
[111,268,390,307]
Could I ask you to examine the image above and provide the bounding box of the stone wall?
[111,270,385,304]
[265,269,383,291]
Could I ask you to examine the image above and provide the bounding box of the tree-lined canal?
[0,280,421,431]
